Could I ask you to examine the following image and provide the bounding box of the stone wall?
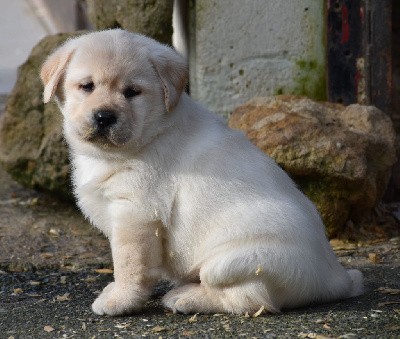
[188,0,326,117]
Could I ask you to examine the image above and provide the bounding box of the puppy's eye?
[79,82,95,93]
[123,87,141,99]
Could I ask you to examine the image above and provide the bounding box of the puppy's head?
[40,29,188,154]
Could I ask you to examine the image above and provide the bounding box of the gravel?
[1,253,399,338]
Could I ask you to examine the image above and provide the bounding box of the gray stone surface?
[189,0,326,117]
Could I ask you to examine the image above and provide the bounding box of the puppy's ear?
[150,46,188,112]
[40,44,75,103]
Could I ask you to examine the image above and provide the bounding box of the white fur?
[41,29,363,316]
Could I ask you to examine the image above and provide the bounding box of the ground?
[0,95,399,338]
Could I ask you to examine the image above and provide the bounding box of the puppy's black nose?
[94,110,117,129]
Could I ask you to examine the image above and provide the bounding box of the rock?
[229,95,397,237]
[86,0,174,44]
[0,33,82,200]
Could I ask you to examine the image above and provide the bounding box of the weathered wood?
[327,0,392,115]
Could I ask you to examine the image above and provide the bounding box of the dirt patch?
[0,165,111,271]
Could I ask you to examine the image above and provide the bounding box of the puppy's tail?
[347,269,364,297]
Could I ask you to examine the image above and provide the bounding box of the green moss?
[292,172,367,238]
[273,62,326,101]
[286,2,327,101]
[294,177,351,237]
[291,59,327,101]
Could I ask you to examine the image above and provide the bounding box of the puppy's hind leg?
[162,247,282,314]
[162,280,279,315]
[162,283,225,314]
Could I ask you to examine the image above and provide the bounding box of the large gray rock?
[0,33,81,200]
[229,95,397,237]
[86,0,174,44]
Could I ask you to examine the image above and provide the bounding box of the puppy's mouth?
[83,126,112,143]
[82,127,128,147]
[81,110,130,147]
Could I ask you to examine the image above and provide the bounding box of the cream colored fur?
[41,29,363,316]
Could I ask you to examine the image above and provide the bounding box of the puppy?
[41,29,363,316]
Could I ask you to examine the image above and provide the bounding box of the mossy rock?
[0,33,83,200]
[86,0,174,44]
[229,96,397,237]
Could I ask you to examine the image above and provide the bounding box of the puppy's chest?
[73,171,120,230]
[72,159,172,232]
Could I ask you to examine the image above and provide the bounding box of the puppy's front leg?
[92,213,162,316]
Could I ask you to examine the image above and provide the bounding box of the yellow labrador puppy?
[41,29,363,316]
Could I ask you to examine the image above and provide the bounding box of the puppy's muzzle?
[94,110,117,131]
[84,109,129,146]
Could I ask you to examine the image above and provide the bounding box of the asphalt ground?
[1,94,400,338]
[1,261,399,338]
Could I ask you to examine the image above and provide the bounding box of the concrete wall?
[189,0,326,117]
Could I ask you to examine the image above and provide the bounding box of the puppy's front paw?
[92,282,144,316]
